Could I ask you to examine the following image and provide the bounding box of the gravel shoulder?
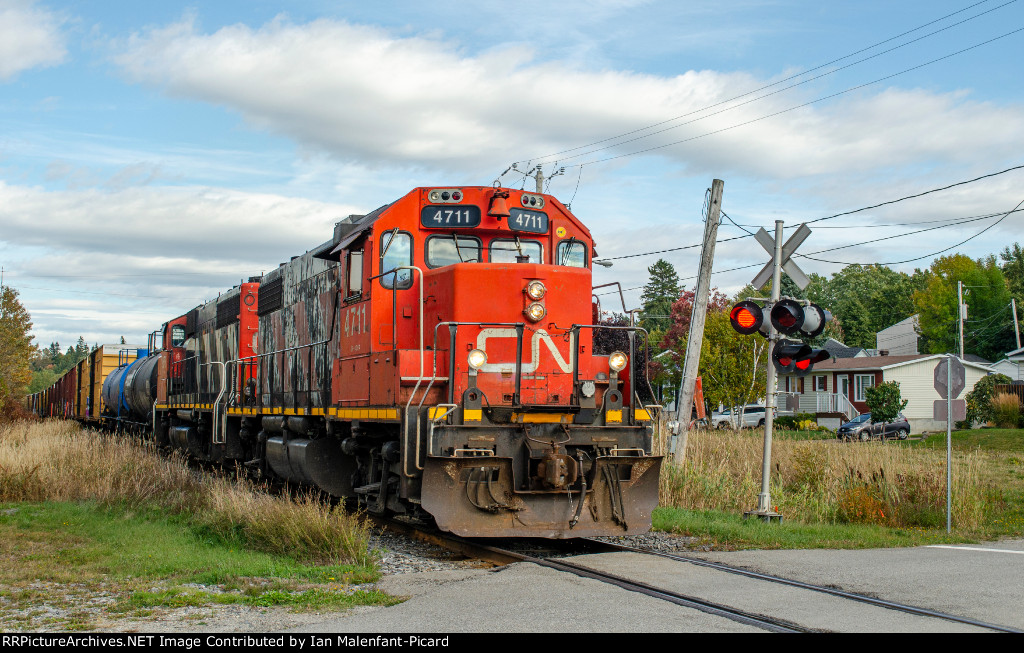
[1,531,700,632]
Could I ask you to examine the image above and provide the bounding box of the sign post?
[934,355,965,534]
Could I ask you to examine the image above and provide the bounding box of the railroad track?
[383,520,1021,633]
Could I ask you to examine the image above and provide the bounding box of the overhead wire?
[564,26,1024,169]
[518,0,1012,166]
[795,196,1024,266]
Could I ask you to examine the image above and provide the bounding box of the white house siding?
[883,358,992,432]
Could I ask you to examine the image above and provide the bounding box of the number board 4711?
[509,208,548,234]
[420,205,482,228]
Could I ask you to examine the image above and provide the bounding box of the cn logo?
[474,328,574,373]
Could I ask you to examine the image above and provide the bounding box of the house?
[776,353,994,433]
[990,346,1024,381]
[822,338,868,359]
[876,315,920,355]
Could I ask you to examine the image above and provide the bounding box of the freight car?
[30,185,663,538]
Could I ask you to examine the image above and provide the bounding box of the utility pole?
[535,167,545,194]
[672,179,724,464]
[958,280,965,359]
[1013,298,1021,350]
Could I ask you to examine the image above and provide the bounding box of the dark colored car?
[837,412,911,441]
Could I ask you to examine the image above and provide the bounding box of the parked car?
[711,405,767,429]
[837,412,911,441]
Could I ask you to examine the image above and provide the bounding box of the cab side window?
[380,231,412,289]
[171,325,186,348]
[557,239,588,267]
[347,250,364,298]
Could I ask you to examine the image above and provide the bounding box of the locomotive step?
[353,482,381,495]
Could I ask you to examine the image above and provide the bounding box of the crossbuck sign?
[752,223,812,291]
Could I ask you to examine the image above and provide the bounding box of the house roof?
[813,354,927,371]
[822,338,865,359]
[809,353,994,373]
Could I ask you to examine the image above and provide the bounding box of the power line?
[804,164,1024,225]
[564,27,1024,169]
[796,196,1024,266]
[519,0,1011,166]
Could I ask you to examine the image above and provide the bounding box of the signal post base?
[743,510,784,524]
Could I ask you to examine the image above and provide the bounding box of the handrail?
[404,319,527,477]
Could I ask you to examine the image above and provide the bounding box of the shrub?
[774,413,817,430]
[991,393,1022,429]
[961,373,1013,428]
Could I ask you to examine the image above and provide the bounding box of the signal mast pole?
[751,220,784,520]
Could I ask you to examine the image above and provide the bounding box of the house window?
[812,375,827,392]
[855,374,875,402]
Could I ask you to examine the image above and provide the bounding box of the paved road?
[284,540,1024,633]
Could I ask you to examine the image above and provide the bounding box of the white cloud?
[0,1,67,81]
[0,181,368,344]
[113,15,1024,179]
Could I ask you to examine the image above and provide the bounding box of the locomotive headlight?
[524,302,546,322]
[467,349,487,370]
[608,351,628,373]
[525,280,546,300]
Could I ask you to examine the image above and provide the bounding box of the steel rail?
[377,520,808,633]
[586,539,1023,634]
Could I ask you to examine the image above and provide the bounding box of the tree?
[697,309,767,414]
[1001,242,1024,300]
[1001,243,1024,339]
[0,286,34,419]
[639,259,682,336]
[806,264,929,350]
[659,292,765,415]
[864,381,908,436]
[914,255,1013,360]
[657,287,730,401]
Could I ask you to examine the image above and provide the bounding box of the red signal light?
[733,307,757,329]
[770,299,805,335]
[730,301,764,336]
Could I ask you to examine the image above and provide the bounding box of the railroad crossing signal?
[752,224,812,291]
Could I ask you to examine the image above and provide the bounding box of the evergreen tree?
[0,286,34,418]
[639,259,682,336]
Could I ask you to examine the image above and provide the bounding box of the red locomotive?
[32,185,663,538]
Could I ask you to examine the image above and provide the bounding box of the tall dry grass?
[658,419,987,530]
[0,420,375,566]
[990,393,1021,429]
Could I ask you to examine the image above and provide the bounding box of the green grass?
[0,501,395,630]
[655,426,1024,548]
[654,507,974,550]
[908,427,1024,453]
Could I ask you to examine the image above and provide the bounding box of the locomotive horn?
[488,189,510,219]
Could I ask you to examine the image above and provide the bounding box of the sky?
[2,0,1023,350]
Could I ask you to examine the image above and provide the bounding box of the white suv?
[711,405,767,429]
